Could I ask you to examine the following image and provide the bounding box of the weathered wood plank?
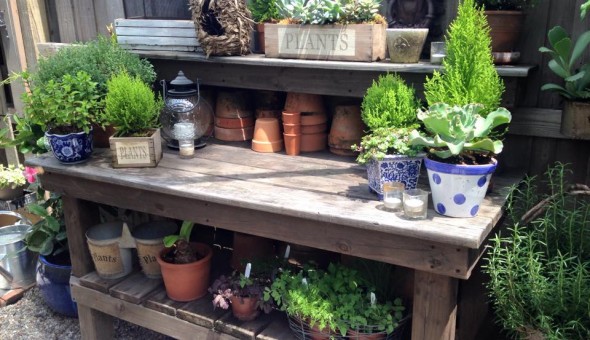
[116,26,196,38]
[256,312,298,340]
[122,44,198,52]
[72,0,97,41]
[508,107,565,139]
[143,287,186,316]
[93,0,124,36]
[72,278,227,339]
[108,271,163,304]
[215,310,275,340]
[55,0,76,43]
[77,304,115,340]
[117,36,199,46]
[115,18,195,28]
[62,196,100,277]
[412,271,458,340]
[176,295,229,328]
[79,271,128,294]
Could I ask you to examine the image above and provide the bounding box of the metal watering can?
[0,218,37,289]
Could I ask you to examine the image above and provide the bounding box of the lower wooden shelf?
[73,271,297,340]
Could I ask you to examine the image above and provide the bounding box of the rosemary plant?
[485,163,590,339]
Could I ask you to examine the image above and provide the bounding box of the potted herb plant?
[103,72,164,168]
[538,24,590,138]
[22,71,103,164]
[409,103,511,217]
[344,294,406,340]
[210,266,273,321]
[0,164,26,200]
[266,0,386,62]
[475,0,539,54]
[248,0,282,53]
[425,0,505,115]
[352,73,424,198]
[157,221,213,302]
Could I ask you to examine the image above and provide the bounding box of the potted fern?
[265,0,387,62]
[352,73,424,198]
[248,0,282,53]
[103,72,164,168]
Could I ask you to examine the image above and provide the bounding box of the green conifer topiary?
[424,0,504,115]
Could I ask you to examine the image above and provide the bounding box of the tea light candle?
[431,53,446,64]
[370,292,376,306]
[404,198,425,212]
[244,262,251,278]
[173,122,195,140]
[284,245,290,259]
[383,196,402,209]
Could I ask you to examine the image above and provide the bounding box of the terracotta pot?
[300,133,327,152]
[310,322,332,340]
[230,295,260,321]
[252,140,283,153]
[253,118,281,142]
[300,112,328,126]
[329,146,357,157]
[214,126,254,141]
[282,111,301,125]
[256,23,266,54]
[92,124,116,148]
[283,133,301,156]
[301,123,327,134]
[215,116,255,129]
[215,90,253,118]
[256,109,281,119]
[283,123,301,135]
[157,242,213,302]
[231,232,275,271]
[328,105,366,151]
[485,10,524,52]
[284,93,325,114]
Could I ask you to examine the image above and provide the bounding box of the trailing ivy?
[424,0,504,115]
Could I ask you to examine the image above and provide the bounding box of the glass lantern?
[160,71,214,151]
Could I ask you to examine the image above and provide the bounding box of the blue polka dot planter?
[367,153,425,199]
[45,129,93,164]
[424,157,497,218]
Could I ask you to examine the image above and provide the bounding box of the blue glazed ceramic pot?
[367,153,425,199]
[424,157,497,218]
[36,254,77,317]
[45,128,93,164]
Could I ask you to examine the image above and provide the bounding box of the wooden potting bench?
[28,142,520,340]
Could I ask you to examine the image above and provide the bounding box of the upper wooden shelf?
[136,51,535,78]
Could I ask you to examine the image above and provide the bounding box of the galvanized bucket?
[0,224,37,289]
[86,222,133,279]
[0,211,31,228]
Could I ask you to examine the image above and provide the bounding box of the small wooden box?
[109,129,163,168]
[115,18,199,52]
[264,23,386,62]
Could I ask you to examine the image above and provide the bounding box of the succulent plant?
[278,0,381,24]
[409,103,511,160]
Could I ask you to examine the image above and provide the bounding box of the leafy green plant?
[583,0,590,19]
[409,103,511,162]
[278,0,383,24]
[104,72,163,137]
[345,295,405,334]
[210,271,273,313]
[424,0,504,115]
[475,0,539,10]
[249,0,282,23]
[539,26,590,100]
[0,164,26,189]
[163,220,194,248]
[25,193,67,257]
[485,163,590,339]
[353,73,421,164]
[22,71,103,134]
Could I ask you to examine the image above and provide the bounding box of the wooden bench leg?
[411,270,458,340]
[62,196,100,277]
[78,304,115,340]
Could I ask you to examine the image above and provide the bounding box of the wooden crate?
[264,23,386,62]
[109,129,163,168]
[115,18,199,52]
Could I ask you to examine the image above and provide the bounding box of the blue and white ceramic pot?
[37,254,77,317]
[424,157,497,218]
[367,153,425,199]
[45,128,93,164]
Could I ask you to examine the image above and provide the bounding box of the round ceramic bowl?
[45,129,93,164]
[214,126,254,141]
[251,139,283,153]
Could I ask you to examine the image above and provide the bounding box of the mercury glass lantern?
[160,71,213,153]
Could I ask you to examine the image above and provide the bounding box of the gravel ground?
[0,287,172,340]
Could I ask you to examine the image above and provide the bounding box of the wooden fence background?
[16,0,590,183]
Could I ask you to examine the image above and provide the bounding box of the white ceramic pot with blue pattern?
[367,153,425,199]
[424,157,497,218]
[45,128,93,164]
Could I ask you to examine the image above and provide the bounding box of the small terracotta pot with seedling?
[157,221,213,302]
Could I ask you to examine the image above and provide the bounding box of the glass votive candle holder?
[178,139,195,158]
[430,41,446,64]
[173,122,196,159]
[403,189,429,219]
[382,182,405,211]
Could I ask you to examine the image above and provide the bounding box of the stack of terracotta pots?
[328,105,366,156]
[254,90,285,119]
[252,117,283,153]
[214,90,254,141]
[282,111,301,155]
[282,92,327,155]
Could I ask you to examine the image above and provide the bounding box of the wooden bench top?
[27,142,520,279]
